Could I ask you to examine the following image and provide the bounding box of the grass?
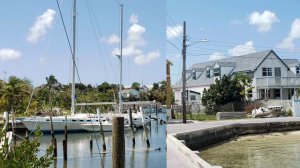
[175,113,216,121]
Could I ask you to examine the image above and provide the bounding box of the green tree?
[131,82,140,91]
[0,76,32,114]
[233,72,253,101]
[201,75,243,114]
[97,82,111,93]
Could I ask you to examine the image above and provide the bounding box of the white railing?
[256,77,300,88]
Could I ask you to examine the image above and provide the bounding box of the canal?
[37,113,166,168]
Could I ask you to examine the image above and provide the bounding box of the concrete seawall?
[167,117,300,168]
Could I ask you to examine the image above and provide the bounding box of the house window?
[262,67,272,76]
[190,95,196,101]
[274,89,281,98]
[275,67,281,77]
[296,67,300,75]
[192,71,197,80]
[206,69,210,78]
[214,68,220,76]
[248,90,252,98]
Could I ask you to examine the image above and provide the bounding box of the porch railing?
[256,77,300,88]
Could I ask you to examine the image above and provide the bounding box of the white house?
[173,50,300,105]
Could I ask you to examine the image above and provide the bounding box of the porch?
[256,88,299,100]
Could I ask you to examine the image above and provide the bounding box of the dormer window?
[296,66,300,75]
[214,68,220,76]
[206,69,210,78]
[192,70,197,80]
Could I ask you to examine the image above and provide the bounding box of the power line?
[188,38,300,54]
[167,39,181,51]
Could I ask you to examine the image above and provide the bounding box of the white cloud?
[209,52,226,61]
[0,48,21,61]
[27,9,56,43]
[127,23,146,47]
[207,41,257,60]
[111,13,159,65]
[167,25,182,39]
[112,46,142,57]
[248,10,279,33]
[228,41,256,56]
[134,50,160,65]
[278,18,300,50]
[102,34,120,44]
[130,14,138,24]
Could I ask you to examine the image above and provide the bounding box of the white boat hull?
[22,114,102,133]
[81,123,131,132]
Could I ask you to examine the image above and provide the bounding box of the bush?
[0,127,53,167]
[286,109,293,116]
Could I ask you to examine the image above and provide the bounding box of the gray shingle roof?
[283,59,300,67]
[174,50,292,88]
[215,62,236,67]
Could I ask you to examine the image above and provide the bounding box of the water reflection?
[37,113,166,168]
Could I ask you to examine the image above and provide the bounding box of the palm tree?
[0,76,32,114]
[45,75,60,108]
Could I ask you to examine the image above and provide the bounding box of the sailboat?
[22,1,149,133]
[22,0,100,133]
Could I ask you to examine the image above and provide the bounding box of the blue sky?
[167,0,300,84]
[0,0,165,86]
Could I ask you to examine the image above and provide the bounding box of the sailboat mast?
[118,4,123,114]
[71,0,76,116]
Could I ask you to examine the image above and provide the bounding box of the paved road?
[167,117,300,168]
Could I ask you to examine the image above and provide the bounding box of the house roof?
[174,50,297,88]
[214,62,236,67]
[283,59,300,67]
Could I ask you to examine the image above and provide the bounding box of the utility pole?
[182,21,187,124]
[166,60,174,119]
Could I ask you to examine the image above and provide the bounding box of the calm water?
[37,113,166,168]
[200,131,300,168]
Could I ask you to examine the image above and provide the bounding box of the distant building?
[173,50,300,105]
[121,89,140,99]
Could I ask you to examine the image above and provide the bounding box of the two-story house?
[173,50,300,105]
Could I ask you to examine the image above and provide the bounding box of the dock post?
[63,115,67,160]
[64,115,68,141]
[90,135,93,150]
[141,107,150,148]
[129,108,135,147]
[112,117,125,168]
[25,130,29,140]
[63,140,67,160]
[53,138,57,157]
[97,109,106,151]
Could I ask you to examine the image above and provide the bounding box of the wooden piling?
[25,130,29,140]
[141,107,150,148]
[90,135,93,150]
[129,108,135,147]
[50,113,55,139]
[97,109,106,151]
[64,115,68,141]
[53,138,57,157]
[112,117,125,168]
[63,140,67,160]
